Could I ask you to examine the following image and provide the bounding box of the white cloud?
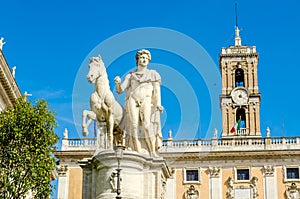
[56,115,81,127]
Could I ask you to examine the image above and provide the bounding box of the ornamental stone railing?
[61,138,97,151]
[60,136,300,152]
[161,136,300,153]
[221,46,257,55]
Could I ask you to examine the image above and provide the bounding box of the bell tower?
[219,27,262,138]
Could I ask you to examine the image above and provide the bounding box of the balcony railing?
[61,138,96,151]
[60,136,300,152]
[161,136,300,152]
[236,128,247,136]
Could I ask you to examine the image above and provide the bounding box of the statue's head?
[87,55,106,83]
[135,49,151,65]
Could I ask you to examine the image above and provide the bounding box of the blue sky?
[1,0,300,197]
[1,0,300,139]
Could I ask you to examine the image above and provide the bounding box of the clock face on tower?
[231,87,249,105]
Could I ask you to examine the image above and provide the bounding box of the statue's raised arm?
[114,76,122,94]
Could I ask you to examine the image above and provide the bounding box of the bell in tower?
[235,64,244,87]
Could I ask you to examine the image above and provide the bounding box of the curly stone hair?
[135,49,151,65]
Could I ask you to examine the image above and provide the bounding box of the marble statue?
[0,37,5,50]
[114,49,163,157]
[12,66,16,78]
[23,91,32,101]
[213,128,218,138]
[82,55,124,149]
[266,126,270,137]
[63,128,68,139]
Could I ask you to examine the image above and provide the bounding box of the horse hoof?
[151,152,159,158]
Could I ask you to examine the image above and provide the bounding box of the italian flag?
[230,119,241,133]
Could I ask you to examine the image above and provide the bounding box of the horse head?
[87,55,107,83]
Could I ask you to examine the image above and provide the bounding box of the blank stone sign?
[235,188,251,199]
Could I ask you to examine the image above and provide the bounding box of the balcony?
[61,138,96,151]
[59,136,300,153]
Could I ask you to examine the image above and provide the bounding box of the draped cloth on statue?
[120,68,162,150]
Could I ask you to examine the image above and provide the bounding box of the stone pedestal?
[79,150,171,199]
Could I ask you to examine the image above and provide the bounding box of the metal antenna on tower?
[235,2,238,28]
[234,2,242,46]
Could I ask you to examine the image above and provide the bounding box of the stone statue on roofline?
[0,37,6,51]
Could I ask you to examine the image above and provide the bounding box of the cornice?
[161,149,300,161]
[219,53,259,58]
[0,50,22,107]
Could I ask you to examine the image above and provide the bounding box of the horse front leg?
[82,110,96,136]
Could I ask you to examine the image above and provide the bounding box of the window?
[286,167,300,179]
[284,166,300,182]
[186,170,198,181]
[183,168,201,184]
[287,168,299,179]
[237,169,249,181]
[234,167,250,182]
[236,108,246,128]
[235,68,244,87]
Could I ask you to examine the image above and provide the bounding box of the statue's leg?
[91,92,101,112]
[141,97,157,157]
[82,110,88,136]
[127,98,142,152]
[112,101,124,146]
[107,110,114,149]
[82,110,96,136]
[104,93,114,150]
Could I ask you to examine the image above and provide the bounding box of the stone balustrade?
[161,136,300,152]
[60,136,300,152]
[221,46,257,54]
[61,138,96,151]
[236,128,247,136]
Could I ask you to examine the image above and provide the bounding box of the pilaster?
[165,170,176,199]
[208,167,222,199]
[57,165,69,199]
[263,165,278,199]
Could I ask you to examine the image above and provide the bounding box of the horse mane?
[90,55,105,67]
[90,55,110,88]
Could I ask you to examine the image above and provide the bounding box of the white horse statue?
[82,55,124,149]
